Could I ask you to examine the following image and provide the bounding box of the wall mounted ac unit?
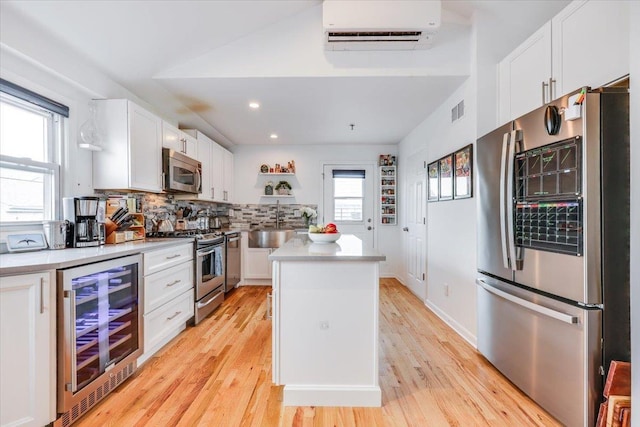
[323,0,441,51]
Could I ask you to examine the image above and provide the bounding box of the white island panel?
[271,234,384,407]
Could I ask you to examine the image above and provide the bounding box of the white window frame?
[332,176,365,223]
[0,92,63,225]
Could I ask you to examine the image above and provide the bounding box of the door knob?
[367,218,372,223]
[402,227,409,232]
[367,226,372,231]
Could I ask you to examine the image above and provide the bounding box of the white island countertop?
[268,234,385,262]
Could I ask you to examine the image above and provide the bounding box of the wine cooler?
[56,254,142,427]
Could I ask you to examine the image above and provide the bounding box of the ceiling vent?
[323,1,441,51]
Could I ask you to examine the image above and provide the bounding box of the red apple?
[325,223,338,233]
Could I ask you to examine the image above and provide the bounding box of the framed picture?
[454,144,473,199]
[438,154,453,200]
[427,161,439,201]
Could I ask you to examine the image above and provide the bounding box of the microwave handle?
[195,167,202,194]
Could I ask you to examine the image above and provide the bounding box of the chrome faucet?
[276,200,282,229]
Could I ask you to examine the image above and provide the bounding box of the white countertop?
[268,234,385,262]
[0,238,191,275]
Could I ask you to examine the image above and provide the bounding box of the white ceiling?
[1,0,569,148]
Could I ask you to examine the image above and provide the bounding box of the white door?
[404,157,427,299]
[322,164,375,249]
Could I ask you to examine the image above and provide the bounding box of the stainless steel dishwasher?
[225,232,241,292]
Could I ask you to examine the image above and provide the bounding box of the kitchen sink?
[248,228,296,248]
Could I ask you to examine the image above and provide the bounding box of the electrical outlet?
[444,283,449,297]
[319,321,329,330]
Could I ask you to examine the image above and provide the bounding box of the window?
[0,79,67,223]
[332,169,365,222]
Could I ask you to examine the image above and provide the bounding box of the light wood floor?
[75,278,560,426]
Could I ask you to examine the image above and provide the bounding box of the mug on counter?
[44,220,68,249]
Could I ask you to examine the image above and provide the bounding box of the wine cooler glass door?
[59,254,142,409]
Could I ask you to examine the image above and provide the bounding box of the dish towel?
[214,246,223,277]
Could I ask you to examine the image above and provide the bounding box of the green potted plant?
[275,180,292,195]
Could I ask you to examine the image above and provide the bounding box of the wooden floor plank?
[74,279,560,427]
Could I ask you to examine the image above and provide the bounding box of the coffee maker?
[63,197,104,247]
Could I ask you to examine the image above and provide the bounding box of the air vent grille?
[54,362,136,427]
[328,30,423,43]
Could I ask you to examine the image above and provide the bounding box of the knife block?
[105,213,146,244]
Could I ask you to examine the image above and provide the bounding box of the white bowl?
[309,242,341,254]
[308,232,341,244]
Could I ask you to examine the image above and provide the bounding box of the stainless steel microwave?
[162,148,202,194]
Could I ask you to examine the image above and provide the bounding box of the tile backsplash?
[95,191,317,231]
[230,204,318,229]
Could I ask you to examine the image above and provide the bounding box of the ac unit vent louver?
[323,1,440,51]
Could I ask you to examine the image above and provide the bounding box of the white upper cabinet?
[498,0,630,124]
[210,142,225,203]
[223,148,234,203]
[498,22,552,125]
[163,122,198,158]
[182,132,198,159]
[180,129,232,203]
[551,0,629,97]
[162,121,182,152]
[93,99,163,192]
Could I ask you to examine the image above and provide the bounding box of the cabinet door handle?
[541,80,549,104]
[40,277,45,314]
[166,279,181,287]
[165,254,181,260]
[167,311,182,320]
[549,77,556,101]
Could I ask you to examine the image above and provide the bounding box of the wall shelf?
[259,173,295,176]
[261,195,295,198]
[380,165,396,225]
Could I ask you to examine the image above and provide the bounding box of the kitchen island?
[269,234,386,407]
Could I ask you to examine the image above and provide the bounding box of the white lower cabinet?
[143,288,194,356]
[0,272,56,427]
[139,243,194,365]
[244,248,273,279]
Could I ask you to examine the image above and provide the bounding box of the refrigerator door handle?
[499,132,511,269]
[506,130,521,270]
[476,278,579,324]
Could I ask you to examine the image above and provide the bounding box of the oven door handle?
[197,247,221,257]
[197,290,223,308]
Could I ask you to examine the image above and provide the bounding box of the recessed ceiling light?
[249,102,260,109]
[270,133,278,139]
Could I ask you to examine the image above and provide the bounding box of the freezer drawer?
[476,277,601,427]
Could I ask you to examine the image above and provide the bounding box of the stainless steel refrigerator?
[476,86,630,427]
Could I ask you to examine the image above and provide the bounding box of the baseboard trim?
[424,300,477,348]
[283,384,381,407]
[238,279,272,286]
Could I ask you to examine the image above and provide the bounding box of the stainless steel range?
[149,229,225,324]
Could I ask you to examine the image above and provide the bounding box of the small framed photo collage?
[428,144,473,202]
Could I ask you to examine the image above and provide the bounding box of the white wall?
[629,2,639,424]
[398,78,478,343]
[232,143,400,277]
